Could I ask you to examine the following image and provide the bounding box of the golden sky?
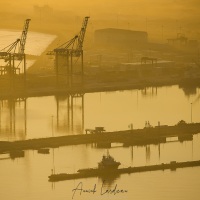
[0,0,199,41]
[2,0,200,17]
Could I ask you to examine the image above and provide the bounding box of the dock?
[48,160,200,182]
[0,123,200,153]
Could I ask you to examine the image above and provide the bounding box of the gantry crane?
[48,16,90,86]
[51,16,89,56]
[0,19,31,76]
[0,39,20,75]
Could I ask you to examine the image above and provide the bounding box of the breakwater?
[0,123,200,153]
[48,160,200,182]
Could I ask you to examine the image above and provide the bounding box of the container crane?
[49,16,90,57]
[0,39,20,75]
[0,19,31,76]
[48,16,90,86]
[0,39,20,54]
[0,39,20,59]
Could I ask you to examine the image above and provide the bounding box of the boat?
[78,151,120,172]
[77,151,120,174]
[49,151,121,181]
[98,151,121,169]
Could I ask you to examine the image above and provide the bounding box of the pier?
[48,160,200,182]
[0,123,200,153]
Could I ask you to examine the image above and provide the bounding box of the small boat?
[49,151,120,181]
[77,151,121,174]
[98,151,121,170]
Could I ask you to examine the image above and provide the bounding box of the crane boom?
[47,16,89,57]
[0,39,20,54]
[18,19,31,55]
[76,16,90,51]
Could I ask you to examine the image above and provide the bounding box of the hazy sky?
[2,0,200,18]
[0,0,199,41]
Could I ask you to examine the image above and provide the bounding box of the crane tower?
[18,19,31,56]
[49,16,90,87]
[0,19,31,90]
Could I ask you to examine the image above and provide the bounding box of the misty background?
[0,0,199,44]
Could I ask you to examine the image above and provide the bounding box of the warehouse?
[94,28,148,49]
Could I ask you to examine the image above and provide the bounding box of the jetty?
[49,160,200,182]
[0,122,200,154]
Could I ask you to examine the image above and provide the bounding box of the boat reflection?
[98,173,121,186]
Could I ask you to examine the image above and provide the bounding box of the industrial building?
[94,28,148,49]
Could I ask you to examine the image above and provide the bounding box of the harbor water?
[0,134,200,200]
[0,85,200,200]
[0,85,199,141]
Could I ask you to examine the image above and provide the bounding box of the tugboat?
[49,151,121,181]
[77,151,121,174]
[48,152,200,182]
[98,151,121,170]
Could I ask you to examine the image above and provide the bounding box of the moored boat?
[49,151,120,181]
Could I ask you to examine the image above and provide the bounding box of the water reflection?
[0,94,85,140]
[98,174,121,187]
[180,86,198,96]
[0,133,199,200]
[55,93,84,134]
[141,87,158,97]
[0,98,27,140]
[146,145,151,162]
[0,86,200,141]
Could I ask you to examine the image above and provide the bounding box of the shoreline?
[0,75,199,99]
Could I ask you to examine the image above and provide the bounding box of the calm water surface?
[0,85,199,141]
[0,86,200,200]
[0,134,200,200]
